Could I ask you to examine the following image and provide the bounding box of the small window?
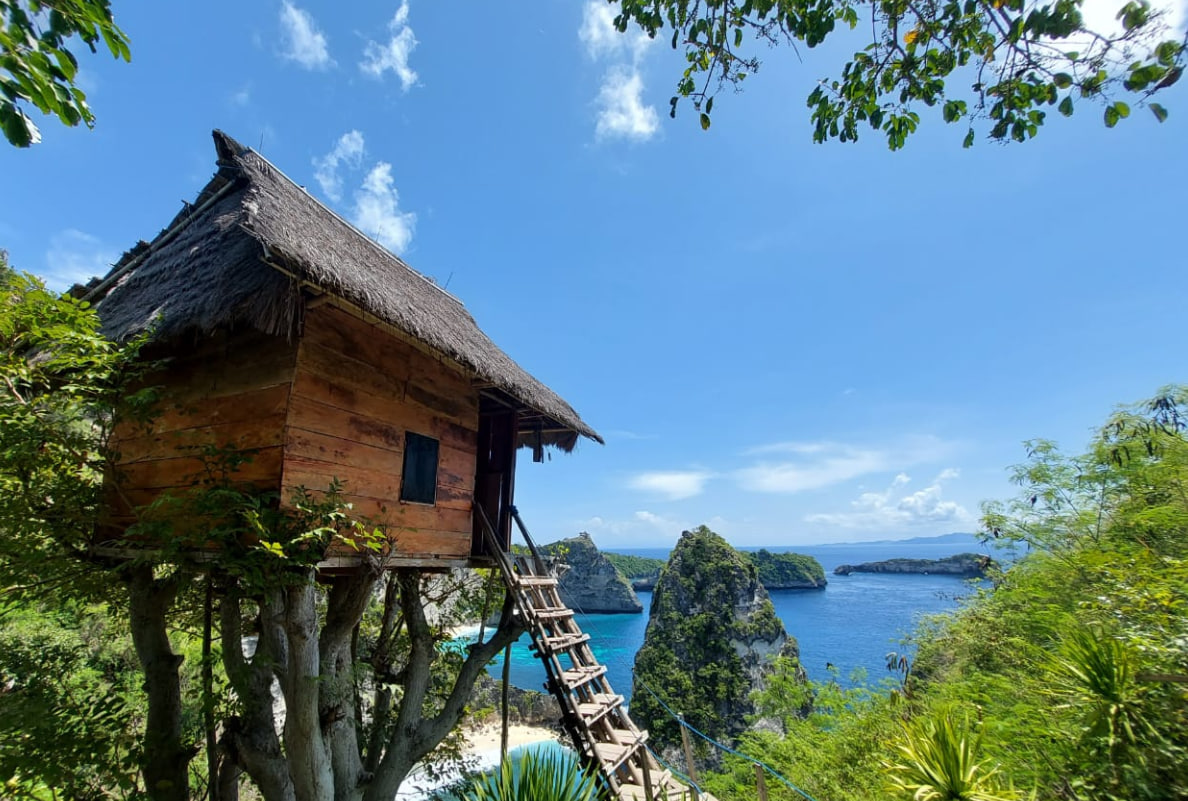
[400,432,440,505]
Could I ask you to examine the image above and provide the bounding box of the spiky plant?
[452,748,602,801]
[884,710,1025,801]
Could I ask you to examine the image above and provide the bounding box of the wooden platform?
[477,508,708,801]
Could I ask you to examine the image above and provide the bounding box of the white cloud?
[628,470,712,500]
[805,470,973,530]
[579,0,652,61]
[579,510,690,545]
[360,0,419,90]
[1080,0,1186,38]
[736,445,891,493]
[313,130,366,202]
[736,437,955,494]
[43,229,117,291]
[279,1,332,70]
[579,1,658,143]
[230,85,252,107]
[595,67,659,142]
[352,163,416,254]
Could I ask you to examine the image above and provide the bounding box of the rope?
[644,743,704,796]
[634,677,823,801]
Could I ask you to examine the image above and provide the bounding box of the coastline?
[394,723,562,800]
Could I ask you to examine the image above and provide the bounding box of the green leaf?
[1114,101,1130,118]
[1053,73,1072,89]
[1104,105,1120,127]
[1149,103,1168,122]
[1059,96,1074,116]
[706,96,714,114]
[699,112,711,130]
[963,129,975,148]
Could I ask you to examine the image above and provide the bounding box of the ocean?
[482,534,1001,698]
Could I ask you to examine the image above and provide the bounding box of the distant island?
[746,549,827,589]
[605,548,826,591]
[833,552,994,577]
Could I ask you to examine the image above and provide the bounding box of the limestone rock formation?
[630,526,804,767]
[540,533,643,614]
[834,552,994,577]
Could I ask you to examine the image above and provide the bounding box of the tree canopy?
[0,0,130,146]
[612,0,1186,147]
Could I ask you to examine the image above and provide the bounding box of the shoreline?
[393,722,562,800]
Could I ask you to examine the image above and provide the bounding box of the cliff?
[746,549,827,589]
[540,533,643,614]
[834,552,994,577]
[631,526,803,767]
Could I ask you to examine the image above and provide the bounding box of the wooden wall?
[106,328,296,530]
[281,304,479,562]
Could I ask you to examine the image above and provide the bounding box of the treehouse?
[89,131,705,801]
[90,130,601,568]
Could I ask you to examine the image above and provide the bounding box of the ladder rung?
[560,665,606,688]
[514,575,558,587]
[537,633,590,651]
[619,771,686,801]
[576,693,623,725]
[609,728,647,747]
[534,608,574,620]
[594,735,645,773]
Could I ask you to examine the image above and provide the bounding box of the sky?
[3,0,1186,549]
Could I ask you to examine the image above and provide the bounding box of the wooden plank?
[149,331,298,403]
[120,384,292,438]
[116,414,287,463]
[284,428,403,476]
[297,338,478,428]
[304,305,476,402]
[116,446,284,492]
[302,308,415,381]
[287,394,406,451]
[323,526,471,561]
[290,372,478,447]
[280,459,472,513]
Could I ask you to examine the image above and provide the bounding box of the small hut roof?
[92,130,600,451]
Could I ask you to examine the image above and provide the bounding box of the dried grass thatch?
[92,131,600,451]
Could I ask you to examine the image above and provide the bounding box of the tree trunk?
[126,563,192,801]
[363,573,525,801]
[319,565,380,801]
[220,583,295,801]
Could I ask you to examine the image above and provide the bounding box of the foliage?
[0,600,144,799]
[0,268,153,598]
[0,0,130,146]
[602,550,665,580]
[610,0,1185,148]
[746,549,826,587]
[446,748,601,801]
[884,710,1025,801]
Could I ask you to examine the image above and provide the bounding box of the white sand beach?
[393,723,562,800]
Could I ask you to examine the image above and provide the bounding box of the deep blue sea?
[481,534,1000,699]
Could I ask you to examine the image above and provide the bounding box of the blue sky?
[3,0,1186,549]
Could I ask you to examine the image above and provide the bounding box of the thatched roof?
[91,130,600,451]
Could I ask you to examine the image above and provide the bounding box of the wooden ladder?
[477,506,704,801]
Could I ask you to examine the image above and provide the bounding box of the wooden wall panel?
[104,328,297,539]
[283,305,480,563]
[107,331,296,528]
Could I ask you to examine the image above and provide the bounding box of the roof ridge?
[218,130,469,315]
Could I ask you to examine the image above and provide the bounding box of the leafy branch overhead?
[611,0,1186,148]
[0,0,130,146]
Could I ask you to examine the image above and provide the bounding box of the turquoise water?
[483,535,999,696]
